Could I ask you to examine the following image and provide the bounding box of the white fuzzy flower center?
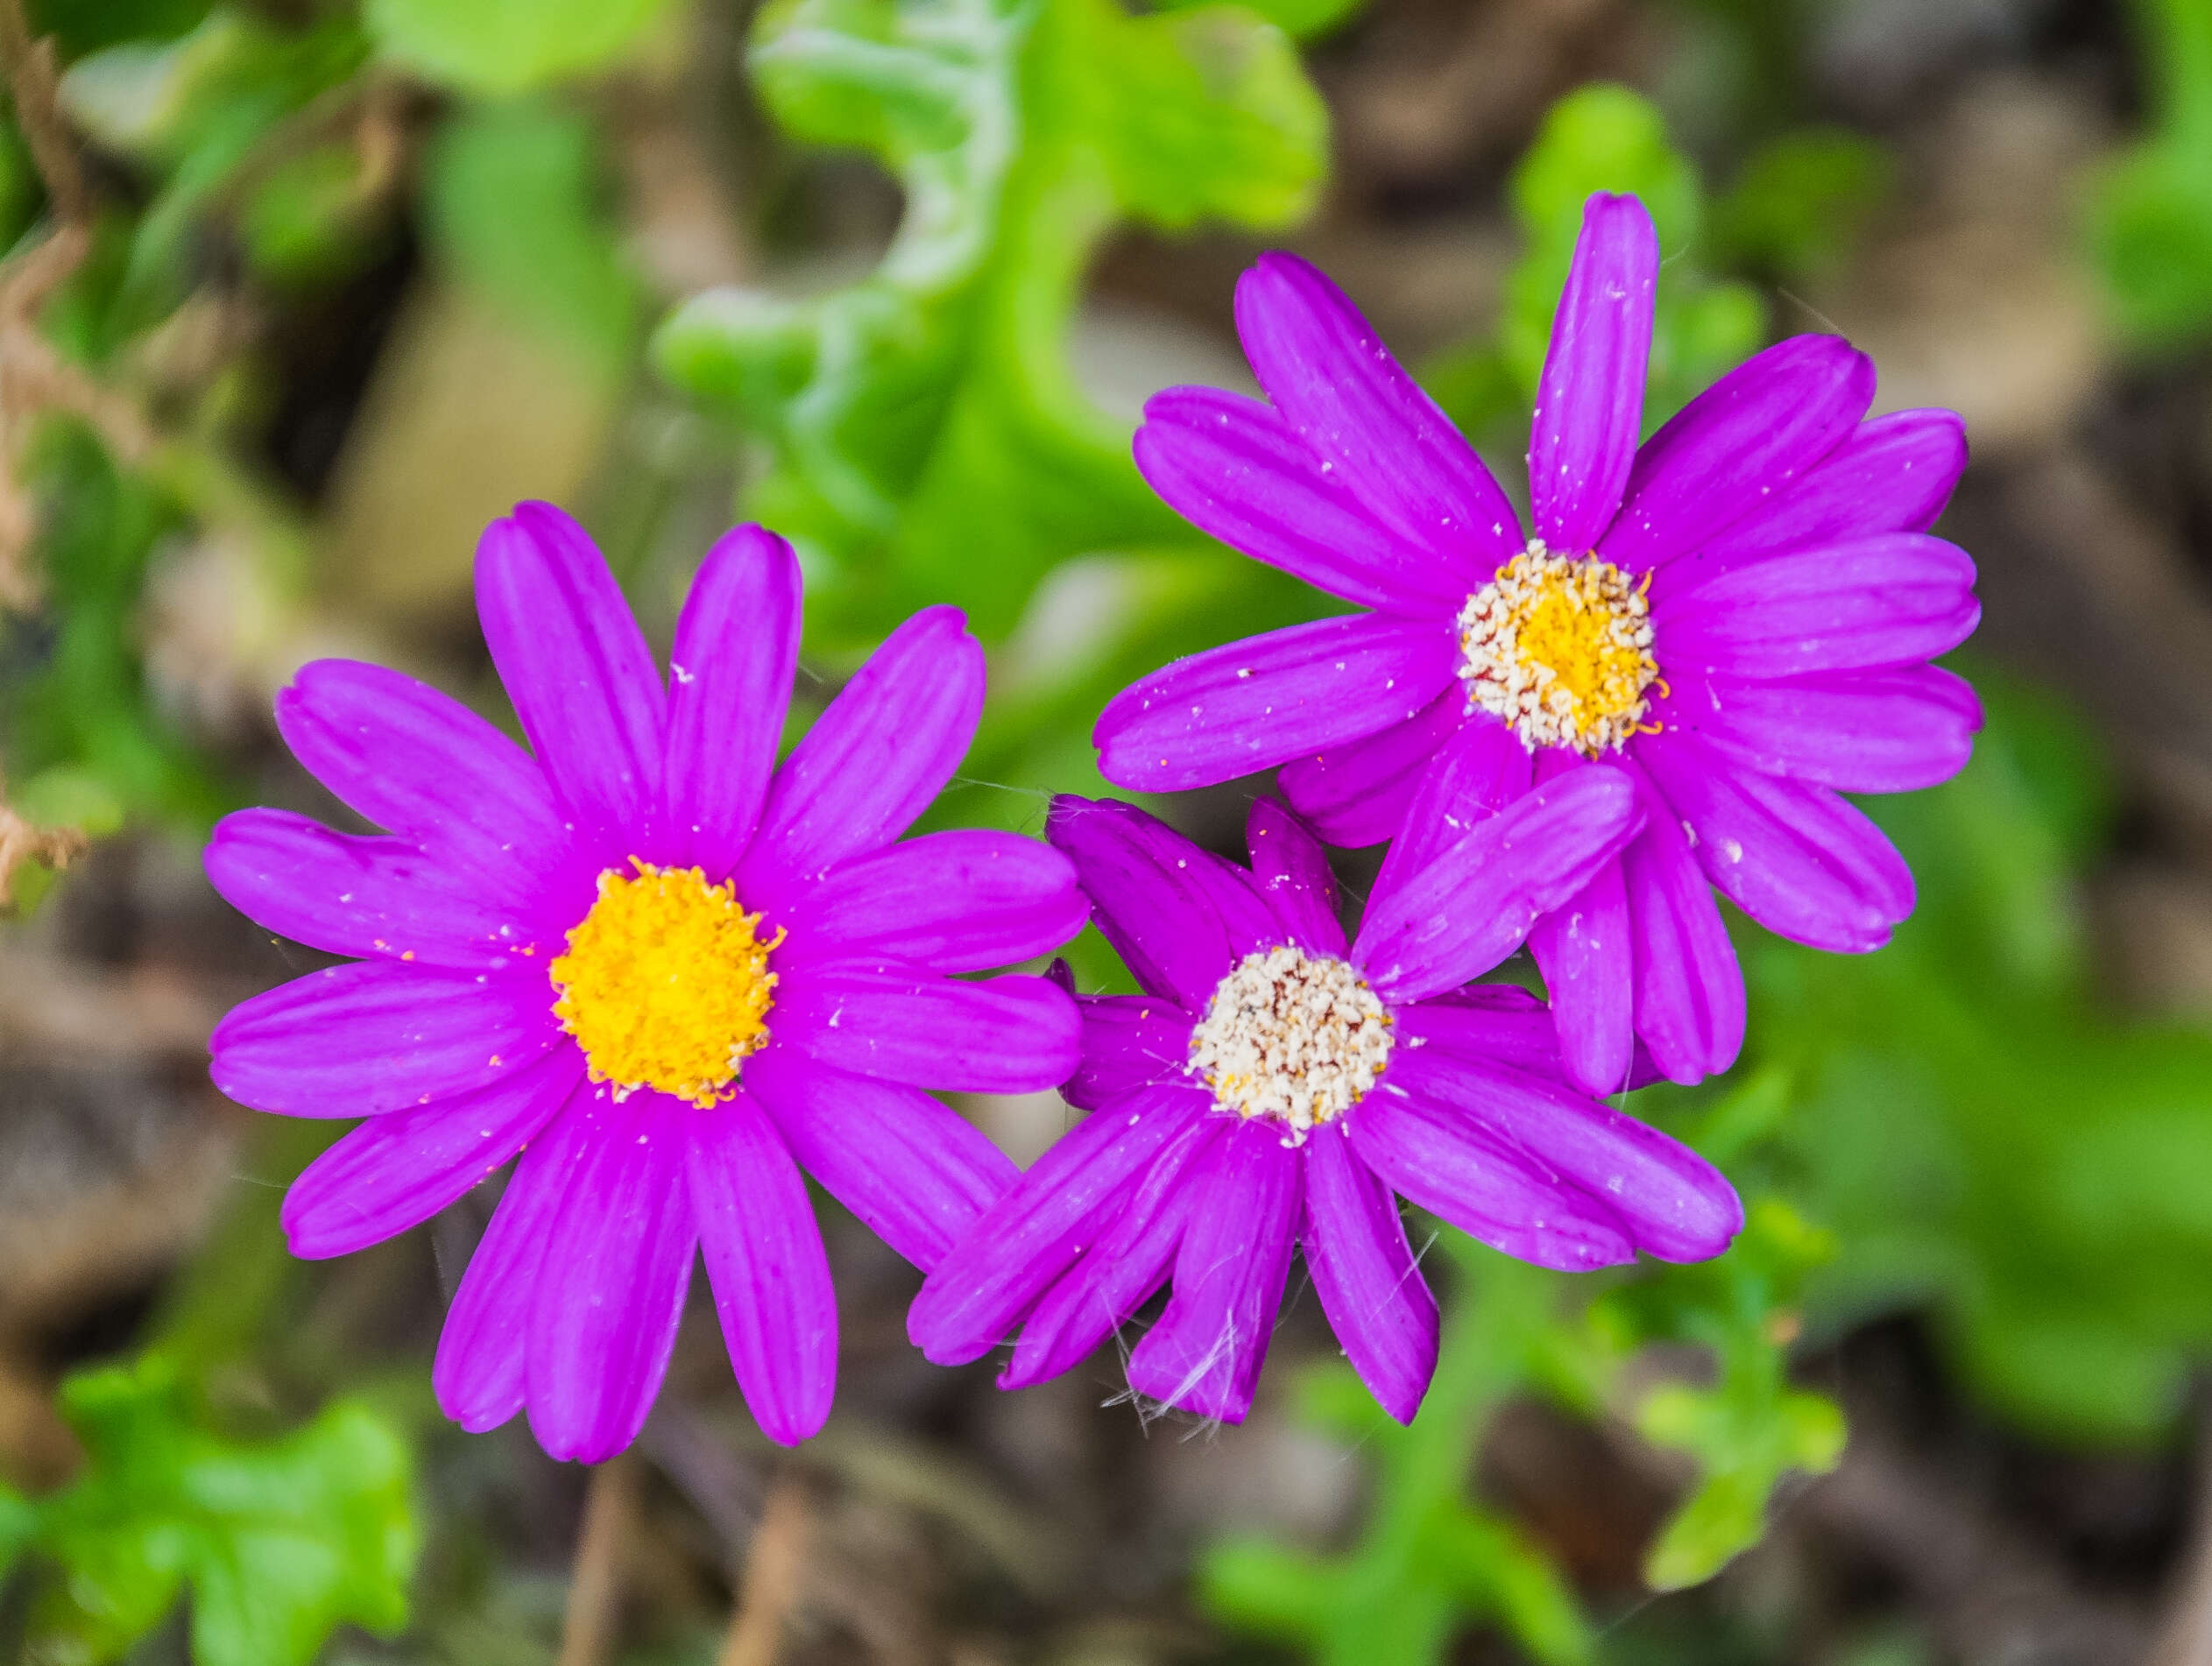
[1456,539,1661,755]
[1186,945,1392,1145]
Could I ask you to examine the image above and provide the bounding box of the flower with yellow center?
[549,859,782,1108]
[1454,540,1662,756]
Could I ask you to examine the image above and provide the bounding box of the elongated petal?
[206,809,555,971]
[276,659,578,894]
[1096,613,1459,794]
[1064,993,1192,1112]
[909,1085,1211,1364]
[1304,1126,1438,1425]
[1046,795,1246,1010]
[1529,856,1636,1098]
[1246,798,1345,955]
[1654,533,1979,678]
[1000,1113,1220,1391]
[1599,335,1875,571]
[282,1048,582,1258]
[664,524,802,879]
[476,502,665,838]
[209,962,560,1118]
[778,830,1088,972]
[1348,1081,1634,1270]
[526,1091,696,1464]
[432,1084,596,1433]
[775,964,1078,1094]
[745,1041,1014,1271]
[1126,1119,1302,1422]
[1355,766,1643,1002]
[1657,408,1968,595]
[739,607,984,904]
[689,1095,837,1445]
[1531,194,1657,552]
[1660,665,1982,793]
[1382,1048,1739,1261]
[1136,387,1476,611]
[1235,252,1522,573]
[1368,710,1531,900]
[1636,731,1913,951]
[1396,985,1664,1092]
[1277,688,1465,848]
[1616,760,1745,1084]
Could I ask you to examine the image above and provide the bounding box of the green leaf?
[364,0,674,96]
[1711,127,1891,281]
[2083,0,2212,348]
[13,1355,418,1666]
[655,0,1331,642]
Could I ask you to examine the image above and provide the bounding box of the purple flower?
[204,504,1085,1461]
[908,787,1741,1426]
[1095,192,1982,1097]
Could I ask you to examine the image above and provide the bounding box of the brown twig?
[717,1478,810,1666]
[0,773,84,906]
[558,1456,640,1666]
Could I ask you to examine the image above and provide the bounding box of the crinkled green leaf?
[364,0,674,96]
[11,1355,418,1666]
[655,0,1331,642]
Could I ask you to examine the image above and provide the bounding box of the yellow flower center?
[549,860,781,1109]
[1456,540,1662,755]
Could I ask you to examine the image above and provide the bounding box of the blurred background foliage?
[3,0,2212,1662]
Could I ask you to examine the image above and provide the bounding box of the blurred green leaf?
[656,0,1332,642]
[2084,0,2212,348]
[364,0,674,96]
[2,1355,417,1666]
[1712,127,1891,282]
[28,0,215,60]
[240,141,377,286]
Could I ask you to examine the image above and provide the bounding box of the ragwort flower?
[1097,192,1982,1097]
[205,504,1085,1461]
[908,785,1741,1425]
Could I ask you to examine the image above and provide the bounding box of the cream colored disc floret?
[1456,539,1661,755]
[1187,944,1393,1145]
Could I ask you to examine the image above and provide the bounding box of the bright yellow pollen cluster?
[549,860,781,1109]
[1455,540,1662,755]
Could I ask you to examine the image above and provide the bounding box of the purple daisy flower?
[203,503,1085,1462]
[1095,192,1982,1097]
[908,783,1741,1426]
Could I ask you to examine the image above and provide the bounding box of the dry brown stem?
[717,1478,810,1666]
[559,1455,641,1666]
[0,780,84,906]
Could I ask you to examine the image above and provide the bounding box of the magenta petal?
[1636,730,1914,951]
[745,1041,1015,1272]
[689,1094,837,1446]
[1531,193,1658,552]
[1662,665,1982,793]
[206,809,555,971]
[664,525,802,879]
[1369,710,1532,899]
[1599,335,1876,572]
[476,502,666,839]
[1135,387,1474,611]
[1125,1118,1302,1423]
[1245,798,1346,955]
[1304,1126,1438,1425]
[1277,688,1465,849]
[1654,533,1979,678]
[775,964,1079,1094]
[1615,761,1746,1084]
[1355,765,1643,1002]
[433,1084,595,1434]
[908,1084,1211,1364]
[1529,858,1636,1098]
[1658,408,1968,592]
[1046,795,1249,1010]
[1234,252,1523,574]
[282,1048,582,1259]
[1064,993,1193,1112]
[1095,613,1459,794]
[526,1091,697,1464]
[739,606,984,904]
[1395,985,1657,1091]
[1348,1078,1635,1270]
[276,659,578,896]
[1382,1047,1739,1262]
[210,962,559,1118]
[999,1113,1220,1392]
[778,830,1088,973]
